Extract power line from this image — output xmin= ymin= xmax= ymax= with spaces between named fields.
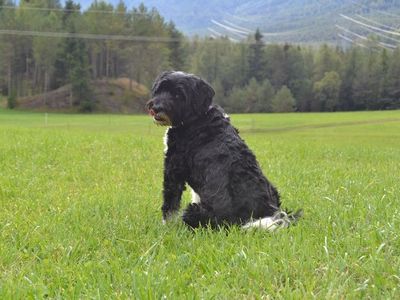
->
xmin=0 ymin=29 xmax=181 ymax=42
xmin=0 ymin=28 xmax=264 ymax=45
xmin=0 ymin=4 xmax=156 ymax=16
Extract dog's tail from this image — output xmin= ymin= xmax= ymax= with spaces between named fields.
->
xmin=242 ymin=209 xmax=303 ymax=231
xmin=283 ymin=208 xmax=303 ymax=224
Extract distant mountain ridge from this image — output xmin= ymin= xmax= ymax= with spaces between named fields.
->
xmin=129 ymin=0 xmax=400 ymax=43
xmin=79 ymin=0 xmax=400 ymax=44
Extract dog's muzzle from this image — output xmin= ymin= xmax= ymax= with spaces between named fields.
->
xmin=147 ymin=100 xmax=172 ymax=126
xmin=151 ymin=110 xmax=172 ymax=126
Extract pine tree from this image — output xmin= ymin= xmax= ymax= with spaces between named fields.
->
xmin=248 ymin=28 xmax=265 ymax=82
xmin=67 ymin=38 xmax=93 ymax=111
xmin=59 ymin=1 xmax=93 ymax=110
xmin=53 ymin=0 xmax=81 ymax=88
xmin=167 ymin=21 xmax=186 ymax=70
xmin=339 ymin=47 xmax=359 ymax=110
xmin=264 ymin=44 xmax=287 ymax=88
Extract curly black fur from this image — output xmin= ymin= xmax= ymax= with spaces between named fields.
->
xmin=147 ymin=71 xmax=300 ymax=229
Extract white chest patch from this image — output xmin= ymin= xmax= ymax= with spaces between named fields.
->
xmin=163 ymin=127 xmax=201 ymax=204
xmin=190 ymin=187 xmax=201 ymax=204
xmin=163 ymin=128 xmax=170 ymax=154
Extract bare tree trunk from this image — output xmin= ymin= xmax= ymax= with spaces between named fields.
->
xmin=106 ymin=43 xmax=110 ymax=78
xmin=33 ymin=63 xmax=40 ymax=91
xmin=25 ymin=55 xmax=29 ymax=78
xmin=113 ymin=54 xmax=116 ymax=78
xmin=69 ymin=86 xmax=73 ymax=107
xmin=99 ymin=47 xmax=104 ymax=78
xmin=7 ymin=61 xmax=12 ymax=97
xmin=16 ymin=74 xmax=21 ymax=97
xmin=25 ymin=55 xmax=32 ymax=96
xmin=136 ymin=47 xmax=143 ymax=84
xmin=91 ymin=49 xmax=97 ymax=79
xmin=44 ymin=70 xmax=49 ymax=106
xmin=129 ymin=63 xmax=133 ymax=91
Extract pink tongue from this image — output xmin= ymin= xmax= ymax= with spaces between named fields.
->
xmin=149 ymin=109 xmax=156 ymax=116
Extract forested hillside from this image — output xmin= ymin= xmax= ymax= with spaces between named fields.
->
xmin=0 ymin=0 xmax=399 ymax=113
xmin=128 ymin=0 xmax=400 ymax=43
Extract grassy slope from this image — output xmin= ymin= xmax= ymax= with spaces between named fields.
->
xmin=0 ymin=109 xmax=399 ymax=298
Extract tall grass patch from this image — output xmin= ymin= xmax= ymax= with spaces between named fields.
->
xmin=1 ymin=109 xmax=399 ymax=298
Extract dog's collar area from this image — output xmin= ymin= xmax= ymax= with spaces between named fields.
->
xmin=172 ymin=105 xmax=229 ymax=129
xmin=172 ymin=108 xmax=213 ymax=129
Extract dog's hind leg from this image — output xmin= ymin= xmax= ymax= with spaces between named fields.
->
xmin=242 ymin=210 xmax=303 ymax=231
xmin=182 ymin=203 xmax=221 ymax=229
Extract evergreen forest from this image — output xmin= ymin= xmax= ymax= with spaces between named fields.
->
xmin=1 ymin=0 xmax=399 ymax=113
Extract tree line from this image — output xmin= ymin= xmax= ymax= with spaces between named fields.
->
xmin=0 ymin=0 xmax=399 ymax=112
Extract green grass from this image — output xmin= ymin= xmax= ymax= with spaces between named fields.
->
xmin=1 ymin=108 xmax=399 ymax=299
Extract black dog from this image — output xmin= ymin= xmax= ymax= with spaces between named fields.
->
xmin=146 ymin=71 xmax=301 ymax=230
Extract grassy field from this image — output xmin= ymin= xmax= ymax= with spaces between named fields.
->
xmin=1 ymin=108 xmax=399 ymax=299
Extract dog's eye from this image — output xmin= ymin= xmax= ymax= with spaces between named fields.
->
xmin=174 ymin=91 xmax=183 ymax=100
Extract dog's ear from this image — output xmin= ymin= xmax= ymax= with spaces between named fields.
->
xmin=192 ymin=77 xmax=215 ymax=114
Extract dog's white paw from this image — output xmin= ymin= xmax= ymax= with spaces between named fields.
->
xmin=242 ymin=211 xmax=293 ymax=231
xmin=243 ymin=217 xmax=282 ymax=231
xmin=162 ymin=213 xmax=180 ymax=225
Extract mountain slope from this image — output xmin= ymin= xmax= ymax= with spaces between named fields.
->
xmin=125 ymin=0 xmax=400 ymax=43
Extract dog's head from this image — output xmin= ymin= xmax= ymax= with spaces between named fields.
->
xmin=146 ymin=71 xmax=215 ymax=126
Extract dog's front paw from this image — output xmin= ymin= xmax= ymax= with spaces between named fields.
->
xmin=162 ymin=210 xmax=179 ymax=224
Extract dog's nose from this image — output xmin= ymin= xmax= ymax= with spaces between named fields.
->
xmin=147 ymin=99 xmax=163 ymax=113
xmin=146 ymin=99 xmax=162 ymax=117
